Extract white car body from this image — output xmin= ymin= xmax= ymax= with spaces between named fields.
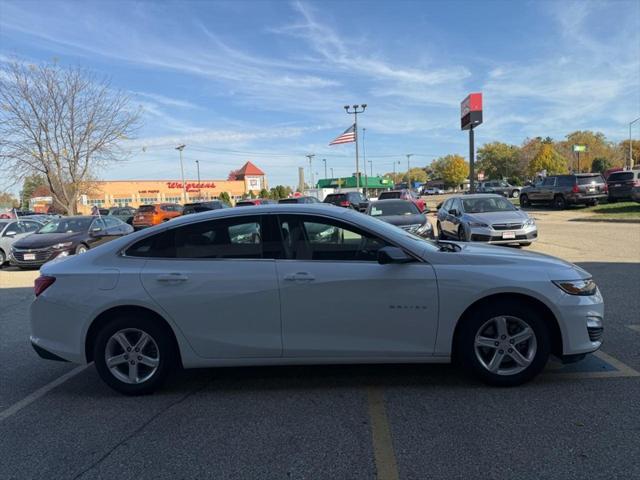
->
xmin=30 ymin=205 xmax=602 ymax=376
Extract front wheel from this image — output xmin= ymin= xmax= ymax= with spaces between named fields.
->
xmin=436 ymin=221 xmax=446 ymax=239
xmin=519 ymin=194 xmax=530 ymax=208
xmin=553 ymin=195 xmax=567 ymax=210
xmin=458 ymin=225 xmax=469 ymax=242
xmin=93 ymin=315 xmax=176 ymax=395
xmin=511 ymin=190 xmax=520 ymax=199
xmin=75 ymin=244 xmax=88 ymax=254
xmin=456 ymin=300 xmax=550 ymax=386
xmin=0 ymin=249 xmax=5 ymax=266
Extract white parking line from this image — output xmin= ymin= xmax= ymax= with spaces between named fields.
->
xmin=0 ymin=365 xmax=89 ymax=422
xmin=628 ymin=324 xmax=640 ymax=333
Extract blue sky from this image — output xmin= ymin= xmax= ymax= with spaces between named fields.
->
xmin=0 ymin=0 xmax=639 ymax=187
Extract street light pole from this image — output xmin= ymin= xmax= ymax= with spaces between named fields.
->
xmin=322 ymin=158 xmax=327 ymax=179
xmin=344 ymin=104 xmax=367 ymax=190
xmin=195 ymin=160 xmax=200 ymax=182
xmin=175 ymin=144 xmax=187 ymax=203
xmin=630 ymin=117 xmax=640 ymax=169
xmin=306 ymin=153 xmax=315 ymax=188
xmin=369 ymin=160 xmax=373 ymax=177
xmin=406 ymin=153 xmax=413 ymax=188
xmin=330 ymin=167 xmax=334 ymax=178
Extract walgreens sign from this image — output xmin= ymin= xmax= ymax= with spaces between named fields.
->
xmin=166 ymin=182 xmax=216 ymax=192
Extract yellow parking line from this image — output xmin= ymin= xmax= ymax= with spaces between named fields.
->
xmin=545 ymin=350 xmax=640 ymax=380
xmin=367 ymin=387 xmax=400 ymax=480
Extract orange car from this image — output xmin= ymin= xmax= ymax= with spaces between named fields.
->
xmin=132 ymin=203 xmax=182 ymax=230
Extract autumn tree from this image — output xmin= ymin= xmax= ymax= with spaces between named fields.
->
xmin=476 ymin=142 xmax=522 ymax=181
xmin=227 ymin=169 xmax=241 ymax=181
xmin=0 ymin=192 xmax=20 ymax=209
xmin=402 ymin=167 xmax=427 ymax=184
xmin=0 ymin=61 xmax=141 ymax=214
xmin=555 ymin=131 xmax=620 ymax=173
xmin=619 ymin=139 xmax=640 ymax=168
xmin=19 ymin=173 xmax=47 ymax=209
xmin=528 ymin=143 xmax=568 ymax=177
xmin=432 ymin=155 xmax=469 ymax=188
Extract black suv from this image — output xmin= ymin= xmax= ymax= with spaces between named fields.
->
xmin=182 ymin=201 xmax=230 ymax=215
xmin=323 ymin=192 xmax=369 ymax=211
xmin=607 ymin=170 xmax=640 ymax=202
xmin=520 ymin=173 xmax=607 ymax=209
xmin=476 ymin=180 xmax=522 ymax=198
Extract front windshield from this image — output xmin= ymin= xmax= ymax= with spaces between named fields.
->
xmin=369 ymin=201 xmax=419 ymax=216
xmin=462 ymin=197 xmax=516 ymax=214
xmin=37 ymin=217 xmax=93 ymax=234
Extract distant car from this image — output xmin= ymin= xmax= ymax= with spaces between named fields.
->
xmin=437 ymin=194 xmax=537 ymax=246
xmin=632 ymin=185 xmax=640 ymax=203
xmin=278 ymin=196 xmax=321 ymax=204
xmin=477 ymin=180 xmax=522 ymax=198
xmin=235 ymin=199 xmax=277 ymax=207
xmin=0 ymin=209 xmax=36 ymax=219
xmin=607 ymin=170 xmax=640 ymax=202
xmin=182 ymin=201 xmax=230 ymax=215
xmin=323 ymin=192 xmax=369 ymax=212
xmin=519 ymin=173 xmax=607 ymax=209
xmin=422 ymin=187 xmax=445 ymax=195
xmin=0 ymin=218 xmax=43 ymax=266
xmin=133 ymin=204 xmax=182 ymax=230
xmin=10 ymin=215 xmax=133 ymax=268
xmin=108 ymin=207 xmax=136 ymax=225
xmin=378 ymin=189 xmax=427 ymax=212
xmin=366 ymin=199 xmax=433 ymax=239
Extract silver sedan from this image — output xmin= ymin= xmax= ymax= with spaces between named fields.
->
xmin=437 ymin=194 xmax=537 ymax=246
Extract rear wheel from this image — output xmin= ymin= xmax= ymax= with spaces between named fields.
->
xmin=458 ymin=225 xmax=469 ymax=242
xmin=93 ymin=315 xmax=176 ymax=395
xmin=587 ymin=199 xmax=599 ymax=207
xmin=456 ymin=300 xmax=550 ymax=386
xmin=519 ymin=194 xmax=530 ymax=208
xmin=511 ymin=190 xmax=520 ymax=199
xmin=0 ymin=249 xmax=5 ymax=266
xmin=75 ymin=244 xmax=88 ymax=254
xmin=553 ymin=195 xmax=567 ymax=210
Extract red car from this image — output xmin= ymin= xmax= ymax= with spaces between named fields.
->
xmin=235 ymin=198 xmax=277 ymax=207
xmin=378 ymin=189 xmax=427 ymax=212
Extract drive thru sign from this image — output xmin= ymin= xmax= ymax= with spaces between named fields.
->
xmin=461 ymin=93 xmax=483 ymax=130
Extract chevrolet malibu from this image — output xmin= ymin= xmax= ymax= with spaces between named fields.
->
xmin=30 ymin=205 xmax=603 ymax=395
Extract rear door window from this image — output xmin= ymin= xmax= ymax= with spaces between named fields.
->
xmin=542 ymin=177 xmax=557 ymax=186
xmin=557 ymin=176 xmax=574 ymax=187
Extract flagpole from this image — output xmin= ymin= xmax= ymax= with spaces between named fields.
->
xmin=344 ymin=105 xmax=367 ymax=191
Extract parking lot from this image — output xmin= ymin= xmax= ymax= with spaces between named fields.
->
xmin=1 ymin=210 xmax=639 ymax=480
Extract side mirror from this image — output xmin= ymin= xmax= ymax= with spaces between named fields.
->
xmin=91 ymin=227 xmax=103 ymax=236
xmin=436 ymin=202 xmax=443 ymax=210
xmin=448 ymin=208 xmax=459 ymax=216
xmin=5 ymin=230 xmax=17 ymax=237
xmin=377 ymin=246 xmax=414 ymax=265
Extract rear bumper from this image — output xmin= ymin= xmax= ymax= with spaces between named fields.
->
xmin=31 ymin=339 xmax=70 ymax=362
xmin=566 ymin=193 xmax=607 ymax=204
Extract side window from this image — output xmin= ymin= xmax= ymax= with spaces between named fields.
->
xmin=92 ymin=218 xmax=107 ymax=231
xmin=557 ymin=176 xmax=573 ymax=187
xmin=442 ymin=199 xmax=452 ymax=211
xmin=5 ymin=222 xmax=22 ymax=235
xmin=542 ymin=177 xmax=556 ymax=186
xmin=452 ymin=198 xmax=461 ymax=212
xmin=104 ymin=217 xmax=120 ymax=229
xmin=279 ymin=215 xmax=388 ymax=262
xmin=23 ymin=221 xmax=41 ymax=233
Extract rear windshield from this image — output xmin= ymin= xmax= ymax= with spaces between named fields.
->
xmin=278 ymin=198 xmax=301 ymax=204
xmin=324 ymin=194 xmax=346 ymax=202
xmin=369 ymin=201 xmax=419 ymax=216
xmin=608 ymin=172 xmax=634 ymax=182
xmin=138 ymin=205 xmax=155 ymax=212
xmin=577 ymin=175 xmax=603 ymax=185
xmin=236 ymin=201 xmax=255 ymax=207
xmin=378 ymin=192 xmax=402 ymax=199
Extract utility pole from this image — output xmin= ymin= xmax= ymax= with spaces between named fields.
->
xmin=306 ymin=153 xmax=315 ymax=188
xmin=322 ymin=158 xmax=327 ymax=179
xmin=630 ymin=117 xmax=640 ymax=169
xmin=195 ymin=160 xmax=200 ymax=182
xmin=369 ymin=160 xmax=373 ymax=177
xmin=175 ymin=144 xmax=187 ymax=203
xmin=330 ymin=167 xmax=334 ymax=179
xmin=362 ymin=128 xmax=367 ymax=195
xmin=406 ymin=153 xmax=414 ymax=188
xmin=344 ymin=104 xmax=367 ymax=190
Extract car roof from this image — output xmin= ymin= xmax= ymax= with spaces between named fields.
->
xmin=446 ymin=194 xmax=504 ymax=200
xmin=369 ymin=199 xmax=414 ymax=204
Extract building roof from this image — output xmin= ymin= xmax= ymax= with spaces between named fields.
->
xmin=237 ymin=161 xmax=265 ymax=177
xmin=317 ymin=176 xmax=393 ymax=189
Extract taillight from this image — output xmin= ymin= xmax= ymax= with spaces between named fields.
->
xmin=572 ymin=184 xmax=579 ymax=193
xmin=634 ymin=180 xmax=640 ymax=187
xmin=603 ymin=183 xmax=609 ymax=193
xmin=34 ymin=276 xmax=56 ymax=297
xmin=340 ymin=201 xmax=350 ymax=206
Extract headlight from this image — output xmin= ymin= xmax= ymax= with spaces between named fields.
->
xmin=552 ymin=279 xmax=598 ymax=296
xmin=51 ymin=242 xmax=72 ymax=249
xmin=524 ymin=218 xmax=536 ymax=227
xmin=417 ymin=222 xmax=432 ymax=233
xmin=468 ymin=222 xmax=488 ymax=228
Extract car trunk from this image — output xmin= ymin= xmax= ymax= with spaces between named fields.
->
xmin=134 ymin=206 xmax=156 ymax=225
xmin=576 ymin=175 xmax=606 ymax=196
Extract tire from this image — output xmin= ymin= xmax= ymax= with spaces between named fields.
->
xmin=553 ymin=195 xmax=567 ymax=210
xmin=75 ymin=244 xmax=88 ymax=255
xmin=519 ymin=242 xmax=532 ymax=247
xmin=456 ymin=299 xmax=550 ymax=386
xmin=458 ymin=225 xmax=469 ymax=242
xmin=519 ymin=194 xmax=530 ymax=208
xmin=511 ymin=190 xmax=520 ymax=199
xmin=436 ymin=221 xmax=446 ymax=239
xmin=588 ymin=199 xmax=599 ymax=207
xmin=0 ymin=249 xmax=5 ymax=266
xmin=93 ymin=315 xmax=176 ymax=395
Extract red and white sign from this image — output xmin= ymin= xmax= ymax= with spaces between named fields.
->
xmin=461 ymin=93 xmax=483 ymax=118
xmin=166 ymin=182 xmax=216 ymax=192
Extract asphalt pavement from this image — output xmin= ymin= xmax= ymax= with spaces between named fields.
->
xmin=1 ymin=213 xmax=639 ymax=480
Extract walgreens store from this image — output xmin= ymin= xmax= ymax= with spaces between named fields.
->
xmin=77 ymin=162 xmax=267 ymax=214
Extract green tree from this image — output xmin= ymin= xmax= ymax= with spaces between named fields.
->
xmin=476 ymin=142 xmax=522 ymax=180
xmin=528 ymin=143 xmax=568 ymax=177
xmin=402 ymin=167 xmax=427 ymax=184
xmin=20 ymin=174 xmax=47 ymax=209
xmin=269 ymin=185 xmax=293 ymax=199
xmin=432 ymin=155 xmax=469 ymax=188
xmin=259 ymin=188 xmax=269 ymax=199
xmin=218 ymin=191 xmax=231 ymax=205
xmin=591 ymin=157 xmax=612 ymax=174
xmin=249 ymin=190 xmax=256 ymax=199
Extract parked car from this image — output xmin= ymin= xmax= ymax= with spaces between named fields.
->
xmin=30 ymin=204 xmax=603 ymax=395
xmin=235 ymin=199 xmax=277 ymax=207
xmin=366 ymin=199 xmax=433 ymax=239
xmin=0 ymin=209 xmax=36 ymax=219
xmin=378 ymin=189 xmax=427 ymax=212
xmin=278 ymin=196 xmax=321 ymax=204
xmin=132 ymin=204 xmax=182 ymax=230
xmin=323 ymin=192 xmax=369 ymax=211
xmin=0 ymin=218 xmax=43 ymax=266
xmin=11 ymin=215 xmax=133 ymax=269
xmin=422 ymin=187 xmax=445 ymax=195
xmin=606 ymin=169 xmax=640 ymax=202
xmin=108 ymin=206 xmax=136 ymax=225
xmin=477 ymin=180 xmax=522 ymax=198
xmin=519 ymin=173 xmax=607 ymax=209
xmin=632 ymin=185 xmax=640 ymax=203
xmin=437 ymin=194 xmax=537 ymax=246
xmin=182 ymin=201 xmax=230 ymax=215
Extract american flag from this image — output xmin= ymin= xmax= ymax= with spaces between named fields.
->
xmin=329 ymin=124 xmax=356 ymax=145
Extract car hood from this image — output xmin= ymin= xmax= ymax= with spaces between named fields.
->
xmin=375 ymin=214 xmax=427 ymax=226
xmin=464 ymin=210 xmax=529 ymax=224
xmin=12 ymin=232 xmax=84 ymax=249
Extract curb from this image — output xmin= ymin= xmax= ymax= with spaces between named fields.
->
xmin=569 ymin=217 xmax=640 ymax=224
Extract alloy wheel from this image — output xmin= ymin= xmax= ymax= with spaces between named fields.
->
xmin=76 ymin=245 xmax=88 ymax=254
xmin=474 ymin=316 xmax=537 ymax=376
xmin=105 ymin=328 xmax=160 ymax=384
xmin=511 ymin=190 xmax=520 ymax=198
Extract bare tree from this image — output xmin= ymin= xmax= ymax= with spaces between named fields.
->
xmin=0 ymin=61 xmax=140 ymax=214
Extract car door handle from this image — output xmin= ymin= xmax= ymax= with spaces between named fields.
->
xmin=156 ymin=273 xmax=189 ymax=283
xmin=283 ymin=272 xmax=315 ymax=282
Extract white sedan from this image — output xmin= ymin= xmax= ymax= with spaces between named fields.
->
xmin=30 ymin=205 xmax=603 ymax=395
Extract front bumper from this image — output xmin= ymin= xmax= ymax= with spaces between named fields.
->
xmin=553 ymin=288 xmax=604 ymax=355
xmin=10 ymin=248 xmax=72 ymax=268
xmin=469 ymin=225 xmax=538 ymax=244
